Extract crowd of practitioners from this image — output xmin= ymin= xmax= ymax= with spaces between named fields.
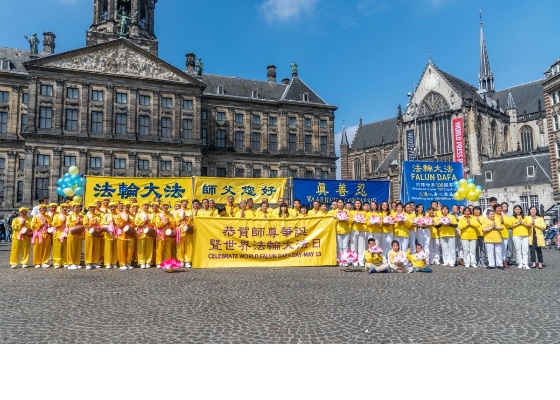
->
xmin=7 ymin=195 xmax=547 ymax=271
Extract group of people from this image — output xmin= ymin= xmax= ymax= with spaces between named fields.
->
xmin=6 ymin=194 xmax=547 ymax=272
xmin=332 ymin=196 xmax=547 ymax=272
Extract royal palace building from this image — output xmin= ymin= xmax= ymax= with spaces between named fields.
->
xmin=341 ymin=17 xmax=555 ymax=215
xmin=0 ymin=0 xmax=338 ymax=211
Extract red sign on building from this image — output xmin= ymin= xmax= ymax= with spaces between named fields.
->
xmin=452 ymin=117 xmax=465 ymax=166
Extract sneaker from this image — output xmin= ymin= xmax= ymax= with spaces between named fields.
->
xmin=35 ymin=265 xmax=41 ymax=269
xmin=105 ymin=265 xmax=112 ymax=269
xmin=127 ymin=265 xmax=133 ymax=270
xmin=54 ymin=265 xmax=60 ymax=269
xmin=156 ymin=264 xmax=161 ymax=269
xmin=145 ymin=264 xmax=151 ymax=269
xmin=42 ymin=264 xmax=50 ymax=268
xmin=86 ymin=264 xmax=92 ymax=270
xmin=63 ymin=265 xmax=69 ymax=269
xmin=94 ymin=264 xmax=101 ymax=269
xmin=517 ymin=265 xmax=523 ymax=269
xmin=77 ymin=265 xmax=83 ymax=269
xmin=68 ymin=265 xmax=78 ymax=270
xmin=523 ymin=264 xmax=531 ymax=270
xmin=472 ymin=264 xmax=478 ymax=268
xmin=185 ymin=262 xmax=192 ymax=269
xmin=119 ymin=266 xmax=128 ymax=270
xmin=10 ymin=265 xmax=18 ymax=269
xmin=464 ymin=264 xmax=470 ymax=268
xmin=180 ymin=262 xmax=185 ymax=268
xmin=140 ymin=264 xmax=146 ymax=269
xmin=368 ymin=268 xmax=377 ymax=274
xmin=21 ymin=264 xmax=29 ymax=268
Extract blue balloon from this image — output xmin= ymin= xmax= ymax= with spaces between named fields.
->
xmin=79 ymin=177 xmax=87 ymax=186
xmin=467 ymin=178 xmax=475 ymax=184
xmin=56 ymin=187 xmax=64 ymax=196
xmin=71 ymin=175 xmax=81 ymax=185
xmin=452 ymin=181 xmax=459 ymax=189
xmin=64 ymin=172 xmax=71 ymax=179
xmin=57 ymin=178 xmax=64 ymax=187
xmin=476 ymin=185 xmax=483 ymax=191
xmin=74 ymin=187 xmax=84 ymax=196
xmin=63 ymin=177 xmax=73 ymax=187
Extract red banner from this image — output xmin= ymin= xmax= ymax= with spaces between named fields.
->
xmin=452 ymin=117 xmax=465 ymax=166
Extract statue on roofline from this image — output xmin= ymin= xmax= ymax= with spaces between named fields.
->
xmin=24 ymin=33 xmax=39 ymax=56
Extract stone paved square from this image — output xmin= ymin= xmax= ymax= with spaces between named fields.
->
xmin=1 ymin=241 xmax=559 ymax=344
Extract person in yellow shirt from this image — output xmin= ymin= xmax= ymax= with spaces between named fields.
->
xmin=175 ymin=200 xmax=194 ymax=268
xmin=299 ymin=205 xmax=308 ymax=217
xmin=101 ymin=202 xmax=120 ymax=269
xmin=528 ymin=206 xmax=546 ymax=269
xmin=364 ymin=238 xmax=389 ymax=273
xmin=457 ymin=207 xmax=481 ymax=268
xmin=436 ymin=205 xmax=458 ymax=267
xmin=308 ymin=201 xmax=322 ymax=216
xmin=274 ymin=203 xmax=292 ymax=219
xmin=482 ymin=209 xmax=505 ymax=269
xmin=66 ymin=202 xmax=85 ymax=269
xmin=393 ymin=203 xmax=412 ymax=253
xmin=368 ymin=202 xmax=382 ymax=245
xmin=52 ymin=203 xmax=69 ymax=269
xmin=154 ymin=201 xmax=176 ymax=268
xmin=234 ymin=200 xmax=255 ymax=219
xmin=510 ymin=205 xmax=532 ymax=269
xmin=407 ymin=243 xmax=432 ymax=272
xmin=378 ymin=201 xmax=393 ymax=261
xmin=289 ymin=199 xmax=301 ymax=218
xmin=115 ymin=201 xmax=135 ymax=270
xmin=225 ymin=195 xmax=239 ymax=217
xmin=425 ymin=207 xmax=440 ymax=265
xmin=135 ymin=201 xmax=155 ymax=268
xmin=405 ymin=202 xmax=417 ymax=253
xmin=430 ymin=201 xmax=443 ymax=217
xmin=349 ymin=200 xmax=368 ymax=266
xmin=362 ymin=203 xmax=373 ymax=239
xmin=83 ymin=203 xmax=102 ymax=269
xmin=331 ymin=199 xmax=351 ymax=257
xmin=31 ymin=204 xmax=52 ymax=268
xmin=255 ymin=202 xmax=273 ymax=219
xmin=494 ymin=204 xmax=512 ymax=268
xmin=9 ymin=207 xmax=32 ymax=268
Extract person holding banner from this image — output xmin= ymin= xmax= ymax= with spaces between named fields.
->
xmin=101 ymin=202 xmax=120 ymax=269
xmin=226 ymin=196 xmax=239 ymax=218
xmin=52 ymin=203 xmax=69 ymax=269
xmin=275 ymin=203 xmax=292 ymax=219
xmin=256 ymin=202 xmax=272 ymax=219
xmin=84 ymin=203 xmax=102 ymax=269
xmin=154 ymin=202 xmax=176 ymax=268
xmin=349 ymin=200 xmax=368 ymax=266
xmin=234 ymin=200 xmax=255 ymax=219
xmin=289 ymin=199 xmax=301 ymax=218
xmin=31 ymin=204 xmax=52 ymax=269
xmin=9 ymin=207 xmax=32 ymax=269
xmin=309 ymin=201 xmax=322 ymax=216
xmin=437 ymin=205 xmax=458 ymax=267
xmin=135 ymin=201 xmax=155 ymax=268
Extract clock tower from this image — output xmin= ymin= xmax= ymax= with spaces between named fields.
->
xmin=86 ymin=0 xmax=159 ymax=55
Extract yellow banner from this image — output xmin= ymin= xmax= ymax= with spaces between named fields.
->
xmin=193 ymin=177 xmax=286 ymax=204
xmin=192 ymin=216 xmax=337 ymax=268
xmin=84 ymin=176 xmax=193 ymax=205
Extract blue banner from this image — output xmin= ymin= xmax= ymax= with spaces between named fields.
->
xmin=400 ymin=161 xmax=465 ymax=208
xmin=293 ymin=179 xmax=391 ymax=207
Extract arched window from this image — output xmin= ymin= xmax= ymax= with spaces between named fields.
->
xmin=354 ymin=159 xmax=362 ymax=180
xmin=520 ymin=125 xmax=533 ymax=153
xmin=503 ymin=125 xmax=509 ymax=153
xmin=371 ymin=156 xmax=379 ymax=173
xmin=477 ymin=115 xmax=483 ymax=155
xmin=490 ymin=120 xmax=497 ymax=156
xmin=416 ymin=92 xmax=451 ymax=159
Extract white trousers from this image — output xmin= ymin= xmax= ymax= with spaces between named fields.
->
xmin=455 ymin=232 xmax=463 ymax=258
xmin=394 ymin=236 xmax=408 ymax=253
xmin=415 ymin=228 xmax=431 ymax=251
xmin=380 ymin=233 xmax=393 ymax=261
xmin=350 ymin=230 xmax=367 ymax=264
xmin=512 ymin=236 xmax=529 ymax=267
xmin=440 ymin=237 xmax=456 ymax=266
xmin=486 ymin=242 xmax=502 ymax=267
xmin=408 ymin=230 xmax=416 ymax=253
xmin=461 ymin=239 xmax=477 ymax=266
xmin=502 ymin=238 xmax=508 ymax=263
xmin=336 ymin=234 xmax=350 ymax=255
xmin=429 ymin=237 xmax=440 ymax=264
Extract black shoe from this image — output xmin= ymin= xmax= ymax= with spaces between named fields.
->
xmin=497 ymin=266 xmax=504 ymax=270
xmin=486 ymin=266 xmax=495 ymax=269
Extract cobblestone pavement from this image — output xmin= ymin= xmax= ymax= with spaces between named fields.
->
xmin=1 ymin=241 xmax=559 ymax=343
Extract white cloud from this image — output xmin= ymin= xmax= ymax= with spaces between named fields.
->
xmin=334 ymin=125 xmax=359 ymax=179
xmin=259 ymin=0 xmax=318 ymax=23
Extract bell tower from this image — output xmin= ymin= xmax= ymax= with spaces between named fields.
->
xmin=87 ymin=0 xmax=159 ymax=55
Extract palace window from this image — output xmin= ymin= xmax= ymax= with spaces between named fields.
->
xmin=288 ymin=133 xmax=297 ymax=152
xmin=520 ymin=125 xmax=533 ymax=153
xmin=251 ymin=90 xmax=258 ymax=99
xmin=65 ymin=109 xmax=78 ymax=131
xmin=18 ymin=159 xmax=24 ymax=170
xmin=216 ymin=129 xmax=226 ymax=148
xmin=485 ymin=171 xmax=493 ymax=181
xmin=320 ymin=136 xmax=327 ymax=153
xmin=139 ymin=95 xmax=150 ymax=106
xmin=21 ymin=114 xmax=27 ymax=132
xmin=270 ymin=170 xmax=278 ymax=178
xmin=138 ymin=115 xmax=150 ymax=135
xmin=39 ymin=107 xmax=52 ymax=129
xmin=182 ymin=99 xmax=193 ymax=110
xmin=527 ymin=166 xmax=535 ymax=177
xmin=354 ymin=159 xmax=362 ymax=180
xmin=320 ymin=170 xmax=328 ymax=180
xmin=305 ymin=170 xmax=314 ymax=179
xmin=252 ymin=115 xmax=261 ymax=125
xmin=553 ymin=114 xmax=559 ymax=131
xmin=92 ymin=90 xmax=104 ymax=101
xmin=138 ymin=159 xmax=149 ymax=170
xmin=66 ymin=87 xmax=79 ymax=99
xmin=217 ymin=167 xmax=227 ymax=177
xmin=116 ymin=93 xmax=127 ymax=104
xmin=40 ymin=85 xmax=53 ymax=96
xmin=161 ymin=97 xmax=172 ymax=108
xmin=304 ymin=135 xmax=312 ymax=152
xmin=288 ymin=116 xmax=296 ymax=127
xmin=89 ymin=157 xmax=101 ymax=168
xmin=269 ymin=116 xmax=277 ymax=126
xmin=16 ymin=181 xmax=23 ymax=202
xmin=0 ymin=112 xmax=7 ymax=133
xmin=36 ymin=154 xmax=50 ymax=166
xmin=114 ymin=158 xmax=126 ymax=169
xmin=160 ymin=160 xmax=171 ymax=171
xmin=251 ymin=132 xmax=261 ymax=151
xmin=253 ymin=169 xmax=261 ymax=178
xmin=216 ymin=112 xmax=225 ymax=122
xmin=0 ymin=158 xmax=4 ymax=169
xmin=235 ymin=168 xmax=244 ymax=177
xmin=320 ymin=119 xmax=327 ymax=129
xmin=269 ymin=133 xmax=277 ymax=151
xmin=182 ymin=161 xmax=192 ymax=173
xmin=115 ymin=113 xmax=127 ymax=134
xmin=235 ymin=131 xmax=244 ymax=149
xmin=519 ymin=195 xmax=539 ymax=214
xmin=161 ymin=117 xmax=172 ymax=137
xmin=181 ymin=119 xmax=193 ymax=139
xmin=91 ymin=112 xmax=103 ymax=133
xmin=235 ymin=113 xmax=244 ymax=123
xmin=202 ymin=110 xmax=207 ymax=120
xmin=201 ymin=128 xmax=207 ymax=145
xmin=22 ymin=93 xmax=28 ymax=104
xmin=64 ymin=156 xmax=76 ymax=167
xmin=35 ymin=178 xmax=49 ymax=200
xmin=289 ymin=169 xmax=297 ymax=178
xmin=304 ymin=117 xmax=312 ymax=128
xmin=0 ymin=91 xmax=8 ymax=101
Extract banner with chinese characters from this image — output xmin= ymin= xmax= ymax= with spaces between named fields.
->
xmin=192 ymin=216 xmax=337 ymax=268
xmin=292 ymin=179 xmax=391 ymax=208
xmin=452 ymin=117 xmax=466 ymax=167
xmin=193 ymin=177 xmax=286 ymax=204
xmin=84 ymin=176 xmax=193 ymax=205
xmin=400 ymin=161 xmax=465 ymax=208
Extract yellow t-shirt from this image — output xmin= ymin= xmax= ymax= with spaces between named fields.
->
xmin=406 ymin=249 xmax=426 ymax=268
xmin=393 ymin=213 xmax=412 ymax=238
xmin=364 ymin=251 xmax=383 ymax=264
xmin=438 ymin=214 xmax=457 ymax=238
xmin=234 ymin=209 xmax=255 ymax=219
xmin=482 ymin=217 xmax=504 ymax=243
xmin=511 ymin=216 xmax=531 ymax=237
xmin=457 ymin=216 xmax=481 ymax=240
xmin=349 ymin=210 xmax=368 ymax=232
xmin=494 ymin=214 xmax=511 ymax=239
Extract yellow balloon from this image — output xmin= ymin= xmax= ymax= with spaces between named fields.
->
xmin=467 ymin=191 xmax=478 ymax=201
xmin=457 ymin=187 xmax=467 ymax=197
xmin=73 ymin=195 xmax=83 ymax=203
xmin=68 ymin=166 xmax=79 ymax=176
xmin=63 ymin=187 xmax=74 ymax=197
xmin=453 ymin=192 xmax=461 ymax=201
xmin=466 ymin=183 xmax=476 ymax=192
xmin=458 ymin=179 xmax=468 ymax=187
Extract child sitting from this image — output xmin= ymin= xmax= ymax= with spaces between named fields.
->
xmin=407 ymin=243 xmax=432 ymax=272
xmin=387 ymin=240 xmax=413 ymax=273
xmin=363 ymin=237 xmax=389 ymax=273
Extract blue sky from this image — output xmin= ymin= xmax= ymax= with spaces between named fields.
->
xmin=2 ymin=0 xmax=559 ymax=174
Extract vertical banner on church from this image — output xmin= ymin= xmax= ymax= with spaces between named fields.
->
xmin=452 ymin=117 xmax=465 ymax=166
xmin=406 ymin=129 xmax=416 ymax=161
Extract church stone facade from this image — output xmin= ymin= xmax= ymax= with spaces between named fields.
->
xmin=0 ymin=0 xmax=337 ymax=210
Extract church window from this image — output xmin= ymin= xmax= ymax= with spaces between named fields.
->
xmin=489 ymin=121 xmax=497 ymax=156
xmin=354 ymin=159 xmax=362 ymax=180
xmin=416 ymin=92 xmax=451 ymax=159
xmin=520 ymin=125 xmax=533 ymax=153
xmin=371 ymin=156 xmax=379 ymax=173
xmin=503 ymin=126 xmax=509 ymax=153
xmin=553 ymin=114 xmax=559 ymax=131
